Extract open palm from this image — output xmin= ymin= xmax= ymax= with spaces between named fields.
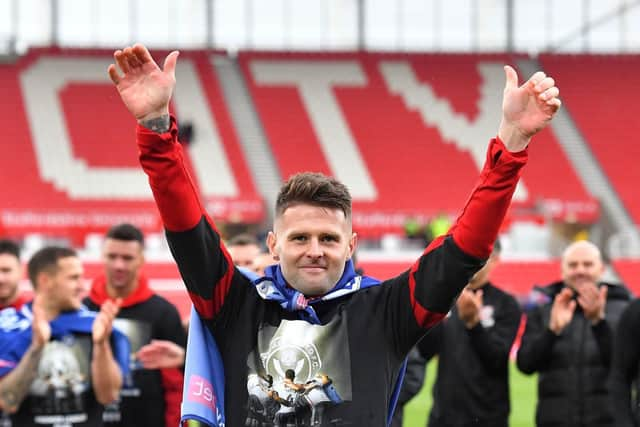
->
xmin=108 ymin=44 xmax=179 ymax=121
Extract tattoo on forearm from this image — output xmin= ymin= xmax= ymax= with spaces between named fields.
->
xmin=0 ymin=346 xmax=43 ymax=411
xmin=140 ymin=115 xmax=170 ymax=133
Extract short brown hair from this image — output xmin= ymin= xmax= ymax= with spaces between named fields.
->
xmin=27 ymin=246 xmax=77 ymax=288
xmin=227 ymin=233 xmax=259 ymax=247
xmin=106 ymin=223 xmax=144 ymax=245
xmin=276 ymin=172 xmax=352 ymax=219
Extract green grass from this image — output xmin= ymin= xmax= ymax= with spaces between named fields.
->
xmin=402 ymin=360 xmax=537 ymax=427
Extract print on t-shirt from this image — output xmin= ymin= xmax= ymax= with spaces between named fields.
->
xmin=101 ymin=318 xmax=152 ymax=423
xmin=23 ymin=334 xmax=95 ymax=426
xmin=245 ymin=314 xmax=351 ymax=426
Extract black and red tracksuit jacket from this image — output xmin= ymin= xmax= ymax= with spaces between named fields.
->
xmin=137 ymin=117 xmax=527 ymax=427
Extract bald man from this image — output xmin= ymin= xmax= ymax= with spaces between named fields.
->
xmin=517 ymin=241 xmax=631 ymax=427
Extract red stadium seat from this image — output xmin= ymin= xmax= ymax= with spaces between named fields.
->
xmin=540 ymin=54 xmax=640 ymax=224
xmin=612 ymin=259 xmax=640 ymax=296
xmin=239 ymin=52 xmax=596 ymax=237
xmin=0 ymin=49 xmax=262 ymax=243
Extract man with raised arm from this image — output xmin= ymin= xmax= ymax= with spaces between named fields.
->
xmin=109 ymin=44 xmax=560 ymax=426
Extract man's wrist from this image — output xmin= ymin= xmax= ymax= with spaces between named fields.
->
xmin=548 ymin=323 xmax=563 ymax=336
xmin=92 ymin=334 xmax=110 ymax=346
xmin=463 ymin=317 xmax=480 ymax=329
xmin=590 ymin=314 xmax=605 ymax=326
xmin=139 ymin=114 xmax=170 ymax=133
xmin=498 ymin=120 xmax=530 ymax=152
xmin=28 ymin=341 xmax=46 ymax=353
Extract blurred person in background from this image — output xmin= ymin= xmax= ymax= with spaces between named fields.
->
xmin=609 ymin=297 xmax=640 ymax=427
xmin=109 ymin=43 xmax=561 ymax=425
xmin=417 ymin=239 xmax=521 ymax=427
xmin=0 ymin=246 xmax=126 ymax=427
xmin=83 ymin=223 xmax=187 ymax=427
xmin=250 ymin=252 xmax=276 ymax=276
xmin=227 ymin=233 xmax=262 ymax=270
xmin=0 ymin=239 xmax=27 ymax=311
xmin=517 ymin=240 xmax=631 ymax=427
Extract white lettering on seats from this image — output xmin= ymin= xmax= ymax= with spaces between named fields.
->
xmin=20 ymin=57 xmax=153 ymax=199
xmin=250 ymin=60 xmax=377 ymax=200
xmin=379 ymin=61 xmax=528 ymax=201
xmin=19 ymin=57 xmax=238 ymax=199
xmin=174 ymin=60 xmax=238 ymax=197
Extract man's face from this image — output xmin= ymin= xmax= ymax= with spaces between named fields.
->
xmin=102 ymin=238 xmax=144 ymax=291
xmin=561 ymin=242 xmax=604 ymax=291
xmin=251 ymin=253 xmax=276 ymax=275
xmin=0 ymin=253 xmax=22 ymax=305
xmin=228 ymin=244 xmax=261 ymax=268
xmin=47 ymin=256 xmax=85 ymax=311
xmin=267 ymin=204 xmax=356 ymax=297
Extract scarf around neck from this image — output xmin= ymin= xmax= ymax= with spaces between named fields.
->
xmin=254 ymin=259 xmax=380 ymax=324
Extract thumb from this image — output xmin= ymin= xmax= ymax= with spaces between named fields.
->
xmin=503 ymin=65 xmax=518 ymax=91
xmin=163 ymin=51 xmax=180 ymax=78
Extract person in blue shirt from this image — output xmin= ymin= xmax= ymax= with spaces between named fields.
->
xmin=0 ymin=246 xmax=126 ymax=427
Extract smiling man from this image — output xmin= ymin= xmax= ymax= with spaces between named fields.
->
xmin=108 ymin=43 xmax=561 ymax=426
xmin=517 ymin=240 xmax=632 ymax=427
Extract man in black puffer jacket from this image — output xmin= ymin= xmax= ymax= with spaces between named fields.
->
xmin=517 ymin=240 xmax=631 ymax=427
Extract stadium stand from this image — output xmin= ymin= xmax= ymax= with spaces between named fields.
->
xmin=612 ymin=259 xmax=640 ymax=296
xmin=539 ymin=54 xmax=640 ymax=224
xmin=239 ymin=52 xmax=597 ymax=237
xmin=0 ymin=49 xmax=262 ymax=244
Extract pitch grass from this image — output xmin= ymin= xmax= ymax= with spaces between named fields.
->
xmin=402 ymin=360 xmax=537 ymax=427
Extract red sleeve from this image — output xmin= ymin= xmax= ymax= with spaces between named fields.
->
xmin=137 ymin=117 xmax=235 ymax=320
xmin=136 ymin=117 xmax=203 ymax=232
xmin=407 ymin=137 xmax=527 ymax=328
xmin=449 ymin=136 xmax=527 ymax=259
xmin=161 ymin=368 xmax=184 ymax=427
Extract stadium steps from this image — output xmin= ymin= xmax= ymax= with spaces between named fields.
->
xmin=517 ymin=58 xmax=634 ymax=236
xmin=214 ymin=55 xmax=282 ymax=218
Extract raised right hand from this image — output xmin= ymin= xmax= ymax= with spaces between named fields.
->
xmin=31 ymin=296 xmax=51 ymax=349
xmin=549 ymin=287 xmax=576 ymax=335
xmin=108 ymin=44 xmax=179 ymax=122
